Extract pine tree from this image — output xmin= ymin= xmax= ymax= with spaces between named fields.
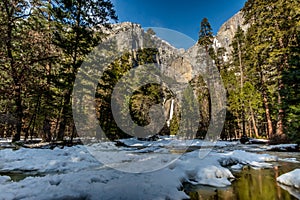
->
xmin=198 ymin=17 xmax=214 ymax=124
xmin=50 ymin=0 xmax=117 ymax=140
xmin=198 ymin=18 xmax=213 ymax=51
xmin=243 ymin=0 xmax=300 ymax=142
xmin=231 ymin=26 xmax=247 ymax=137
xmin=0 ymin=0 xmax=56 ymax=141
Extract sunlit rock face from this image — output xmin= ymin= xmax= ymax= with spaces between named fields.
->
xmin=102 ymin=22 xmax=207 ymax=83
xmin=101 ymin=22 xmax=205 ymax=114
xmin=101 ymin=10 xmax=248 ymax=83
xmin=98 ymin=11 xmax=246 ymax=134
xmin=215 ymin=11 xmax=250 ymax=54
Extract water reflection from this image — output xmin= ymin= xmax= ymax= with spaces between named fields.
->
xmin=0 ymin=172 xmax=45 ymax=182
xmin=185 ymin=164 xmax=300 ymax=200
xmin=232 ymin=168 xmax=296 ymax=200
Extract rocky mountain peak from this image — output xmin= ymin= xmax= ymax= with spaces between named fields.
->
xmin=215 ymin=11 xmax=249 ymax=54
xmin=100 ymin=10 xmax=249 ymax=86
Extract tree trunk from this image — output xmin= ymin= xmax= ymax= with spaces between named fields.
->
xmin=57 ymin=90 xmax=72 ymax=140
xmin=248 ymin=120 xmax=252 ymax=138
xmin=274 ymin=20 xmax=287 ymax=137
xmin=4 ymin=3 xmax=22 ymax=142
xmin=70 ymin=123 xmax=76 ymax=144
xmin=250 ymin=104 xmax=259 ymax=138
xmin=261 ymin=72 xmax=273 ymax=138
xmin=241 ymin=109 xmax=246 ymax=136
xmin=43 ymin=117 xmax=51 ymax=142
xmin=57 ymin=1 xmax=81 ymax=141
xmin=238 ymin=39 xmax=246 ymax=137
xmin=234 ymin=128 xmax=238 ymax=140
xmin=276 ymin=84 xmax=284 ymax=136
xmin=13 ymin=84 xmax=23 ymax=142
xmin=27 ymin=95 xmax=41 ymax=141
xmin=262 ymin=91 xmax=273 ymax=138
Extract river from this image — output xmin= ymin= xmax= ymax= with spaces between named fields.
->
xmin=184 ymin=151 xmax=300 ymax=200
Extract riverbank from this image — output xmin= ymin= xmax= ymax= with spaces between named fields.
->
xmin=0 ymin=137 xmax=299 ymax=199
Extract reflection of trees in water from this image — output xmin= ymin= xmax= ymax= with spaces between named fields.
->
xmin=186 ymin=164 xmax=299 ymax=200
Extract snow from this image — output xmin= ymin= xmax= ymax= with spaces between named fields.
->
xmin=0 ymin=145 xmax=100 ymax=173
xmin=117 ymin=137 xmax=239 ymax=148
xmin=0 ymin=138 xmax=14 ymax=149
xmin=218 ymin=150 xmax=277 ymax=168
xmin=279 ymin=157 xmax=300 ymax=163
xmin=0 ymin=138 xmax=294 ymax=200
xmin=0 ymin=169 xmax=189 ymax=200
xmin=231 ymin=163 xmax=244 ymax=170
xmin=86 ymin=138 xmax=240 ymax=173
xmin=174 ymin=150 xmax=235 ymax=187
xmin=248 ymin=138 xmax=269 ymax=144
xmin=267 ymin=144 xmax=299 ymax=151
xmin=277 ymin=169 xmax=300 ymax=189
xmin=0 ymin=175 xmax=11 ymax=184
xmin=0 ymin=138 xmax=12 ymax=143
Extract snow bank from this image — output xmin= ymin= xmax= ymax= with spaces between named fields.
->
xmin=277 ymin=169 xmax=300 ymax=189
xmin=118 ymin=137 xmax=239 ymax=148
xmin=278 ymin=157 xmax=300 ymax=163
xmin=0 ymin=169 xmax=189 ymax=200
xmin=267 ymin=144 xmax=299 ymax=151
xmin=248 ymin=138 xmax=269 ymax=144
xmin=218 ymin=150 xmax=277 ymax=169
xmin=0 ymin=175 xmax=11 ymax=184
xmin=0 ymin=138 xmax=12 ymax=143
xmin=174 ymin=150 xmax=235 ymax=187
xmin=0 ymin=145 xmax=100 ymax=173
xmin=0 ymin=142 xmax=280 ymax=200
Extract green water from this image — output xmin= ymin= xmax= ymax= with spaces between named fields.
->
xmin=0 ymin=172 xmax=45 ymax=182
xmin=0 ymin=172 xmax=30 ymax=182
xmin=184 ymin=161 xmax=300 ymax=200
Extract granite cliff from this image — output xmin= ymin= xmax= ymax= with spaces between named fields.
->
xmin=97 ymin=11 xmax=245 ymax=135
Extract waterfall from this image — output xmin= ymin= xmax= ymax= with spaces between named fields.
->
xmin=167 ymin=99 xmax=174 ymax=127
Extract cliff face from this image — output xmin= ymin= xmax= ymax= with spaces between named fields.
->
xmin=161 ymin=12 xmax=249 ymax=84
xmin=215 ymin=11 xmax=249 ymax=54
xmin=102 ymin=10 xmax=247 ymax=85
xmin=102 ymin=22 xmax=207 ymax=95
xmin=98 ymin=12 xmax=245 ymax=134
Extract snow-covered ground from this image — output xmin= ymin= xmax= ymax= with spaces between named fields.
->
xmin=0 ymin=138 xmax=298 ymax=200
xmin=117 ymin=136 xmax=240 ymax=148
xmin=267 ymin=144 xmax=299 ymax=151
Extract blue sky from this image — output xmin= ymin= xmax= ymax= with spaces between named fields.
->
xmin=112 ymin=0 xmax=246 ymax=48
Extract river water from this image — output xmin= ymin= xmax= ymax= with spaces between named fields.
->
xmin=184 ymin=151 xmax=300 ymax=200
